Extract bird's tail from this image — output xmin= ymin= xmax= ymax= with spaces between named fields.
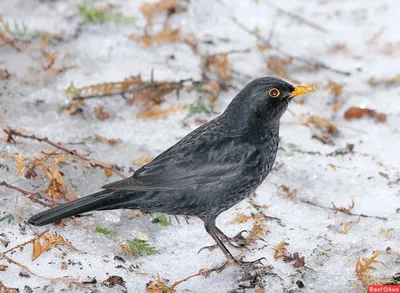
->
xmin=28 ymin=190 xmax=114 ymax=226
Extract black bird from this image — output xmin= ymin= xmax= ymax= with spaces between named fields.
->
xmin=28 ymin=77 xmax=316 ymax=269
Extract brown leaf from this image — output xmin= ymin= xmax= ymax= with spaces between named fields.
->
xmin=204 ymin=53 xmax=232 ymax=80
xmin=104 ymin=168 xmax=113 ymax=178
xmin=44 ymin=165 xmax=67 ymax=199
xmin=134 ymin=25 xmax=182 ymax=48
xmin=0 ymin=265 xmax=8 ymax=271
xmin=379 ymin=172 xmax=389 ymax=179
xmin=120 ymin=244 xmax=134 ymax=255
xmin=90 ymin=135 xmax=119 ymax=146
xmin=133 ymin=156 xmax=154 ymax=165
xmin=146 ymin=274 xmax=174 ymax=293
xmin=280 ymin=185 xmax=297 ymax=199
xmin=140 ymin=0 xmax=184 ymax=26
xmin=136 ymin=104 xmax=187 ymax=119
xmin=60 ymin=262 xmax=68 ymax=270
xmin=14 ymin=153 xmax=25 ymax=175
xmin=301 ymin=114 xmax=339 ymax=134
xmin=266 ymin=57 xmax=298 ymax=83
xmin=94 ymin=106 xmax=112 ymax=120
xmin=344 ymin=107 xmax=387 ymax=123
xmin=0 ymin=281 xmax=19 ymax=293
xmin=66 ymin=75 xmax=143 ymax=98
xmin=327 ymin=80 xmax=344 ymax=97
xmin=368 ymin=74 xmax=400 ymax=87
xmin=273 ymin=240 xmax=289 ymax=260
xmin=332 ymin=199 xmax=355 ymax=215
xmin=32 ymin=232 xmax=77 ymax=260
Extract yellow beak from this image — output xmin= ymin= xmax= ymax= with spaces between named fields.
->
xmin=290 ymin=85 xmax=318 ymax=98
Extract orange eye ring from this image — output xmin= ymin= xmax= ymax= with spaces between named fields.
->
xmin=268 ymin=88 xmax=280 ymax=98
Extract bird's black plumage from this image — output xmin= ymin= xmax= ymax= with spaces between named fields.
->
xmin=28 ymin=77 xmax=316 ymax=269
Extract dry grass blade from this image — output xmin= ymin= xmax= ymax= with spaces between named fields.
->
xmin=32 ymin=232 xmax=77 ymax=260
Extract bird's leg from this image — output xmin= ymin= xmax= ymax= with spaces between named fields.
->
xmin=198 ymin=217 xmax=249 ymax=253
xmin=203 ymin=216 xmax=266 ymax=273
xmin=215 ymin=227 xmax=249 ymax=248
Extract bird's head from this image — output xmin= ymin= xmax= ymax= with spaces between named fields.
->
xmin=226 ymin=77 xmax=317 ymax=125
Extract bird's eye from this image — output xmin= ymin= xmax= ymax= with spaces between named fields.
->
xmin=268 ymin=88 xmax=280 ymax=98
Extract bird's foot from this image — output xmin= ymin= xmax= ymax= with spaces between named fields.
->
xmin=205 ymin=257 xmax=267 ymax=275
xmin=220 ymin=230 xmax=249 ymax=247
xmin=233 ymin=256 xmax=267 ymax=268
xmin=198 ymin=230 xmax=250 ymax=254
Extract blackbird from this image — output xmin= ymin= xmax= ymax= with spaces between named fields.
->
xmin=28 ymin=77 xmax=316 ymax=269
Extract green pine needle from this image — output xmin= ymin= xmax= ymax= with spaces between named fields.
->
xmin=95 ymin=226 xmax=118 ymax=237
xmin=127 ymin=239 xmax=159 ymax=256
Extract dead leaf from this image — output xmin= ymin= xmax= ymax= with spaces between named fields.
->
xmin=273 ymin=240 xmax=288 ymax=260
xmin=204 ymin=53 xmax=232 ymax=80
xmin=0 ymin=265 xmax=8 ymax=271
xmin=379 ymin=172 xmax=389 ymax=179
xmin=44 ymin=165 xmax=67 ymax=199
xmin=90 ymin=135 xmax=119 ymax=146
xmin=146 ymin=274 xmax=174 ymax=293
xmin=332 ymin=200 xmax=355 ymax=215
xmin=355 ymin=249 xmax=400 ymax=287
xmin=32 ymin=232 xmax=77 ymax=260
xmin=140 ymin=0 xmax=184 ymax=26
xmin=266 ymin=57 xmax=298 ymax=83
xmin=280 ymin=185 xmax=297 ymax=199
xmin=60 ymin=262 xmax=68 ymax=270
xmin=0 ymin=281 xmax=19 ymax=293
xmin=136 ymin=104 xmax=187 ymax=119
xmin=14 ymin=153 xmax=25 ymax=175
xmin=94 ymin=106 xmax=112 ymax=120
xmin=340 ymin=217 xmax=360 ymax=234
xmin=133 ymin=156 xmax=154 ymax=165
xmin=301 ymin=114 xmax=339 ymax=134
xmin=120 ymin=244 xmax=134 ymax=255
xmin=104 ymin=168 xmax=113 ymax=178
xmin=344 ymin=107 xmax=387 ymax=123
xmin=327 ymin=80 xmax=344 ymax=97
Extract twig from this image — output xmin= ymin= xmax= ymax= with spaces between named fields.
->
xmin=71 ymin=78 xmax=199 ymax=100
xmin=2 ymin=231 xmax=47 ymax=255
xmin=298 ymin=198 xmax=387 ymax=221
xmin=0 ymin=181 xmax=56 ymax=207
xmin=171 ymin=270 xmax=208 ymax=289
xmin=231 ymin=17 xmax=351 ymax=76
xmin=4 ymin=128 xmax=126 ymax=178
xmin=266 ymin=1 xmax=330 ymax=34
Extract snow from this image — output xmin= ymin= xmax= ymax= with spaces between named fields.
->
xmin=1 ymin=0 xmax=399 ymax=292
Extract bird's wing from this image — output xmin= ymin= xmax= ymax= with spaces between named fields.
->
xmin=102 ymin=136 xmax=257 ymax=191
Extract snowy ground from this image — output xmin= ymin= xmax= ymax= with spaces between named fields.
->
xmin=1 ymin=0 xmax=400 ymax=292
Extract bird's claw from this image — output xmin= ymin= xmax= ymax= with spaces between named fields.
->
xmin=234 ymin=256 xmax=267 ymax=268
xmin=205 ymin=257 xmax=268 ymax=275
xmin=198 ymin=244 xmax=219 ymax=254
